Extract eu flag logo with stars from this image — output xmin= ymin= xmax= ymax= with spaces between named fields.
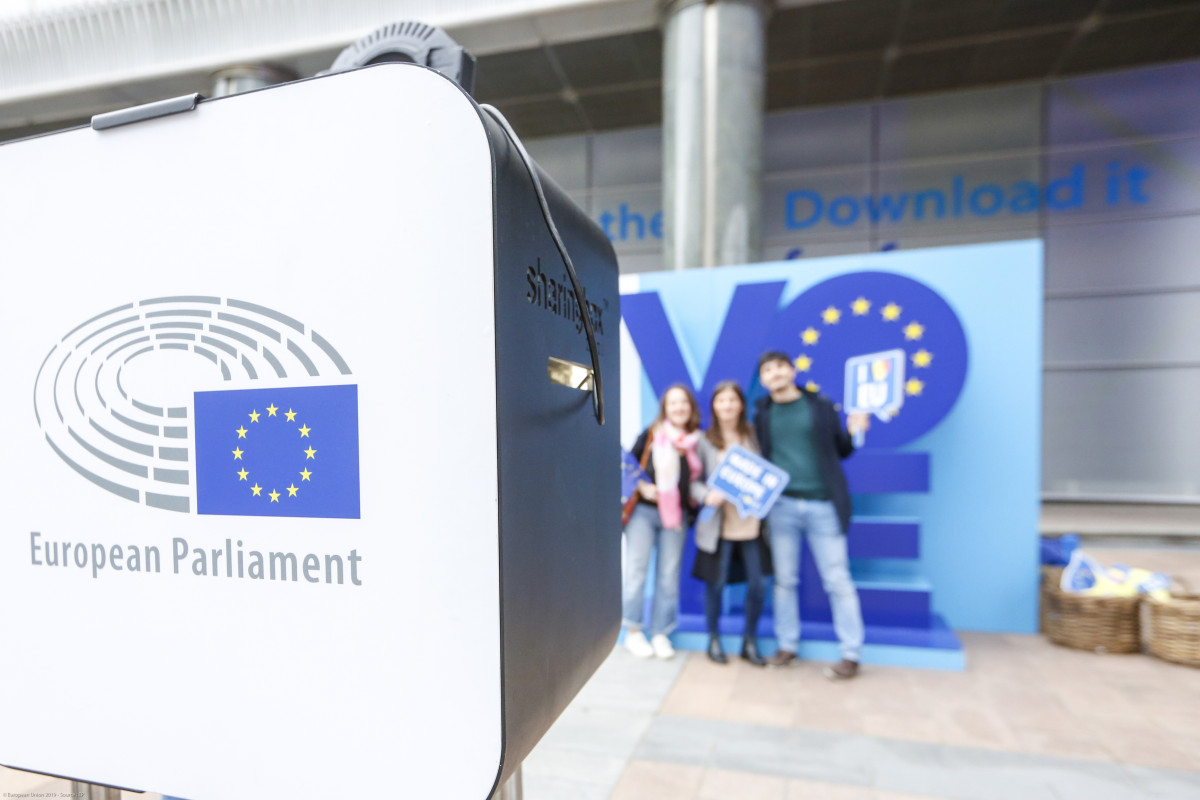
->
xmin=195 ymin=384 xmax=360 ymax=519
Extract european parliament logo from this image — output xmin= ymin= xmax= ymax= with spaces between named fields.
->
xmin=194 ymin=385 xmax=360 ymax=519
xmin=33 ymin=296 xmax=360 ymax=516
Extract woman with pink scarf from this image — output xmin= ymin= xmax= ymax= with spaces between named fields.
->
xmin=622 ymin=384 xmax=704 ymax=660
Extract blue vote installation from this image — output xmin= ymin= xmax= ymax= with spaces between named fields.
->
xmin=619 ymin=241 xmax=1043 ymax=670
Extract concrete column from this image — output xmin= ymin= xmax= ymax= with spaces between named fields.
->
xmin=662 ymin=0 xmax=768 ymax=270
xmin=209 ymin=64 xmax=296 ymax=98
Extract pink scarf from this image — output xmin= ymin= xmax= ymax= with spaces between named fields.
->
xmin=651 ymin=421 xmax=702 ymax=529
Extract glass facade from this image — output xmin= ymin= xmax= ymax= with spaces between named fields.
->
xmin=530 ymin=59 xmax=1200 ymax=500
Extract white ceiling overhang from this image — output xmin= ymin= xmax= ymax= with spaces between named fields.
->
xmin=0 ymin=0 xmax=660 ymax=128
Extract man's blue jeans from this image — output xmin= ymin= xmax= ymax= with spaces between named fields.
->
xmin=766 ymin=496 xmax=863 ymax=661
xmin=622 ymin=503 xmax=686 ymax=636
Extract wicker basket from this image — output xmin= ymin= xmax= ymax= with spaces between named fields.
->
xmin=1039 ymin=567 xmax=1062 ymax=633
xmin=1146 ymin=591 xmax=1200 ymax=667
xmin=1041 ymin=567 xmax=1141 ymax=654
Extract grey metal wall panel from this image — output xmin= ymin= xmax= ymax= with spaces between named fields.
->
xmin=1046 ymin=215 xmax=1200 ymax=293
xmin=1048 ymin=61 xmax=1200 ymax=147
xmin=763 ymin=105 xmax=872 ymax=172
xmin=879 ymin=84 xmax=1042 ymax=162
xmin=525 ymin=133 xmax=591 ymax=190
xmin=616 ymin=251 xmax=665 ymax=274
xmin=591 ymin=125 xmax=661 ymax=187
xmin=889 ymin=227 xmax=1041 ymax=252
xmin=1045 ymin=292 xmax=1200 ymax=365
xmin=762 ymin=238 xmax=871 ymax=261
xmin=1044 ymin=368 xmax=1200 ymax=497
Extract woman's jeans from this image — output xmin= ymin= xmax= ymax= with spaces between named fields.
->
xmin=622 ymin=503 xmax=685 ymax=636
xmin=704 ymin=538 xmax=766 ymax=639
xmin=766 ymin=496 xmax=864 ymax=661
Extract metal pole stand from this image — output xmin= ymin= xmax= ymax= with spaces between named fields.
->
xmin=489 ymin=764 xmax=523 ymax=800
xmin=69 ymin=782 xmax=122 ymax=800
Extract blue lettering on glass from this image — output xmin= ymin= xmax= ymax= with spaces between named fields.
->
xmin=780 ymin=162 xmax=1147 ymax=231
xmin=1010 ymin=182 xmax=1039 ymax=213
xmin=968 ymin=184 xmax=1003 ymax=216
xmin=914 ymin=190 xmax=943 ymax=220
xmin=598 ymin=204 xmax=664 ymax=242
xmin=1044 ymin=165 xmax=1084 ymax=211
xmin=594 ymin=162 xmax=1151 ymax=240
xmin=1127 ymin=166 xmax=1150 ymax=203
xmin=865 ymin=194 xmax=909 ymax=223
xmin=829 ymin=197 xmax=860 ymax=226
xmin=787 ymin=190 xmax=822 ymax=229
xmin=1106 ymin=162 xmax=1121 ymax=205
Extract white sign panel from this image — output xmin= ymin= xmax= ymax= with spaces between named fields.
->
xmin=844 ymin=348 xmax=906 ymax=420
xmin=0 ymin=67 xmax=505 ymax=799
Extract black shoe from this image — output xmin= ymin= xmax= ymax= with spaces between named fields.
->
xmin=823 ymin=659 xmax=860 ymax=680
xmin=706 ymin=635 xmax=728 ymax=664
xmin=740 ymin=637 xmax=766 ymax=667
xmin=766 ymin=649 xmax=797 ymax=668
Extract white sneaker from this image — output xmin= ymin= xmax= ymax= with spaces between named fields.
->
xmin=625 ymin=629 xmax=653 ymax=658
xmin=651 ymin=633 xmax=676 ymax=660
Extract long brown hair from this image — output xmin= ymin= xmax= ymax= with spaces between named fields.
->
xmin=654 ymin=383 xmax=701 ymax=432
xmin=706 ymin=381 xmax=758 ymax=450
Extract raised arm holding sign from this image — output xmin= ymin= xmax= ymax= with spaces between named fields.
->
xmin=843 ymin=348 xmax=902 ymax=447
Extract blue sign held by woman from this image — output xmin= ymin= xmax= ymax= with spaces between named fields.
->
xmin=708 ymin=445 xmax=789 ymax=519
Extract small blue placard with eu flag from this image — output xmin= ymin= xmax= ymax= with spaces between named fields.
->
xmin=195 ymin=384 xmax=360 ymax=519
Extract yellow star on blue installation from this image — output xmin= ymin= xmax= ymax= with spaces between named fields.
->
xmin=788 ymin=294 xmax=933 ymax=413
xmin=770 ymin=272 xmax=968 ymax=453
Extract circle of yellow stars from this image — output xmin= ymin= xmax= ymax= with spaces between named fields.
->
xmin=792 ymin=295 xmax=933 ymax=400
xmin=232 ymin=402 xmax=315 ymax=502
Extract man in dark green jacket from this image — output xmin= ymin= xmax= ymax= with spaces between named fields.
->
xmin=753 ymin=351 xmax=869 ymax=679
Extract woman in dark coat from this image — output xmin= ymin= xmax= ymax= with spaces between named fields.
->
xmin=692 ymin=381 xmax=772 ymax=665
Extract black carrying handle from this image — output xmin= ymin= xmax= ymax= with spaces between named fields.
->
xmin=481 ymin=103 xmax=605 ymax=426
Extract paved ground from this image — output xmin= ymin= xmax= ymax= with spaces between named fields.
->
xmin=519 ymin=542 xmax=1200 ymax=800
xmin=3 ymin=544 xmax=1198 ymax=799
xmin=523 ymin=632 xmax=1200 ymax=800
